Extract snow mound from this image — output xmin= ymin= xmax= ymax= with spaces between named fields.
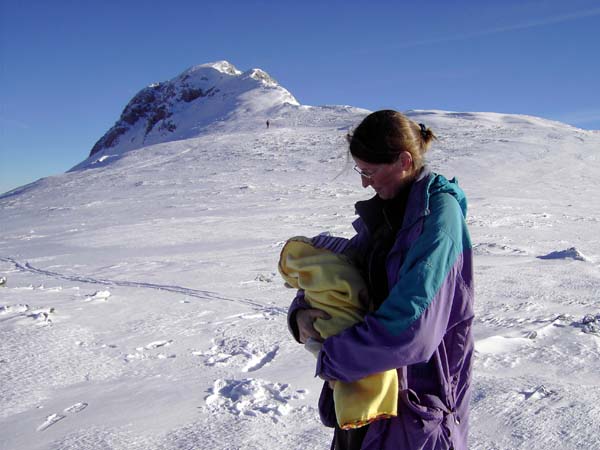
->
xmin=538 ymin=247 xmax=588 ymax=261
xmin=475 ymin=335 xmax=533 ymax=354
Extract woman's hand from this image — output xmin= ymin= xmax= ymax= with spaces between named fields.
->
xmin=296 ymin=308 xmax=331 ymax=344
xmin=297 ymin=309 xmax=337 ymax=389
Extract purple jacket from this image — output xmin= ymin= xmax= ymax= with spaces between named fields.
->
xmin=288 ymin=168 xmax=474 ymax=450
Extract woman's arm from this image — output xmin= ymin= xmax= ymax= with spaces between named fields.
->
xmin=317 ymin=196 xmax=473 ymax=382
xmin=286 ymin=226 xmax=369 ymax=342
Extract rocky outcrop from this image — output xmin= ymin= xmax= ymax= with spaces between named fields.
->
xmin=89 ymin=61 xmax=298 ymax=157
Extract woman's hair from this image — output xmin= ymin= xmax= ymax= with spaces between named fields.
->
xmin=347 ymin=110 xmax=436 ymax=171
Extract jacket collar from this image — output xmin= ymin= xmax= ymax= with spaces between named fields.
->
xmin=355 ymin=167 xmax=433 ymax=233
xmin=402 ymin=166 xmax=433 ymax=229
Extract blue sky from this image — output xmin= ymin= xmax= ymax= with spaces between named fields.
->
xmin=1 ymin=0 xmax=599 ymax=194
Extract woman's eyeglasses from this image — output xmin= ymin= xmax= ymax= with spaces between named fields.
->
xmin=353 ymin=165 xmax=382 ymax=179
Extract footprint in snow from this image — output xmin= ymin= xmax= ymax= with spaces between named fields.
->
xmin=37 ymin=413 xmax=66 ymax=431
xmin=197 ymin=337 xmax=278 ymax=372
xmin=245 ymin=273 xmax=276 ymax=283
xmin=83 ymin=290 xmax=111 ymax=303
xmin=0 ymin=304 xmax=57 ymax=326
xmin=573 ymin=313 xmax=600 ymax=335
xmin=144 ymin=340 xmax=173 ymax=349
xmin=27 ymin=308 xmax=56 ymax=324
xmin=243 ymin=346 xmax=279 ymax=373
xmin=204 ymin=378 xmax=305 ymax=420
xmin=63 ymin=402 xmax=88 ymax=414
xmin=0 ymin=304 xmax=30 ymax=315
xmin=522 ymin=385 xmax=555 ymax=401
xmin=125 ymin=340 xmax=176 ymax=361
xmin=36 ymin=402 xmax=88 ymax=431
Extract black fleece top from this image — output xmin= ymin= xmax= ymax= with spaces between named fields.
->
xmin=355 ymin=185 xmax=412 ymax=309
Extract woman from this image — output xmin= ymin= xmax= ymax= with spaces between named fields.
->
xmin=287 ymin=110 xmax=474 ymax=450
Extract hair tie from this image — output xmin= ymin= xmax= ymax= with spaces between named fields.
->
xmin=419 ymin=123 xmax=428 ymax=139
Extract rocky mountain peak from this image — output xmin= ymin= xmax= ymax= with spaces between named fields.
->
xmin=89 ymin=61 xmax=298 ymax=157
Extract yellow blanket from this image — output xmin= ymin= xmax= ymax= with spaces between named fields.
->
xmin=279 ymin=236 xmax=398 ymax=429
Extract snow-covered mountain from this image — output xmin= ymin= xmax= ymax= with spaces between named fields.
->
xmin=87 ymin=61 xmax=299 ymax=159
xmin=1 ymin=62 xmax=600 ymax=450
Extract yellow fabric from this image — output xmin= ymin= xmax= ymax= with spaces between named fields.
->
xmin=279 ymin=237 xmax=398 ymax=429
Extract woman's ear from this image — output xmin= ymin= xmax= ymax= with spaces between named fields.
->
xmin=399 ymin=151 xmax=413 ymax=171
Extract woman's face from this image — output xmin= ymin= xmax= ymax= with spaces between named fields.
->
xmin=353 ymin=153 xmax=413 ymax=200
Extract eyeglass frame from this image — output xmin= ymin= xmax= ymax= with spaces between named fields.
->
xmin=353 ymin=164 xmax=383 ymax=179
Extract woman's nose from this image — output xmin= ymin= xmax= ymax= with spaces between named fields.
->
xmin=361 ymin=176 xmax=371 ymax=188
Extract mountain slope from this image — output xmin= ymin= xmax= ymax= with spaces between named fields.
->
xmin=1 ymin=76 xmax=600 ymax=449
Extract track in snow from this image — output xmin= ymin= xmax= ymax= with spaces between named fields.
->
xmin=0 ymin=256 xmax=286 ymax=315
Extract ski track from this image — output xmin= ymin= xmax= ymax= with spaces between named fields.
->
xmin=0 ymin=256 xmax=286 ymax=316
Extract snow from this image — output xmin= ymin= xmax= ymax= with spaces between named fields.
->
xmin=1 ymin=76 xmax=600 ymax=449
xmin=195 ymin=61 xmax=243 ymax=76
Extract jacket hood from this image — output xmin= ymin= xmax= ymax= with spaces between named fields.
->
xmin=428 ymin=174 xmax=468 ymax=218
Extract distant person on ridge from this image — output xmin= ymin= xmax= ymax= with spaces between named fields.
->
xmin=266 ymin=120 xmax=270 ymax=129
xmin=286 ymin=110 xmax=474 ymax=450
